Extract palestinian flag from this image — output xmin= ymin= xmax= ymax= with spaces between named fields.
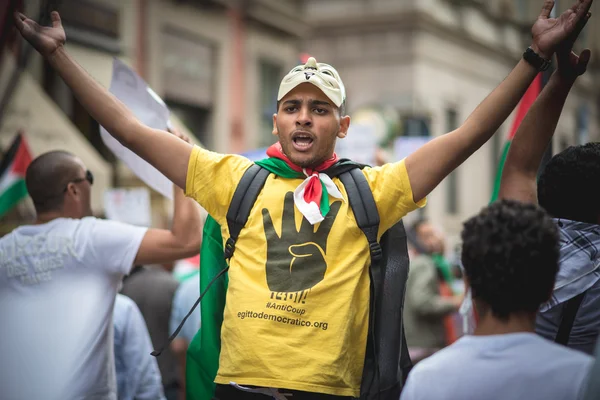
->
xmin=490 ymin=73 xmax=542 ymax=202
xmin=186 ymin=215 xmax=228 ymax=400
xmin=0 ymin=133 xmax=32 ymax=218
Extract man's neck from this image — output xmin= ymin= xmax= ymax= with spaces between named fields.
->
xmin=473 ymin=311 xmax=536 ymax=336
xmin=35 ymin=211 xmax=68 ymax=225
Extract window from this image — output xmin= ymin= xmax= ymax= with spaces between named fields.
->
xmin=162 ymin=29 xmax=216 ymax=109
xmin=403 ymin=116 xmax=431 ymax=137
xmin=161 ymin=28 xmax=216 ymax=148
xmin=58 ymin=0 xmax=120 ymax=53
xmin=446 ymin=108 xmax=459 ymax=215
xmin=258 ymin=59 xmax=283 ymax=147
xmin=42 ymin=62 xmax=116 ymax=163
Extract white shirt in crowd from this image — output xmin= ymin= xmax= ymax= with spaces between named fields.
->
xmin=401 ymin=332 xmax=593 ymax=400
xmin=0 ymin=217 xmax=147 ymax=400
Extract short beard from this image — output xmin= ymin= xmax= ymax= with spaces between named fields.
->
xmin=295 ymin=157 xmax=324 ymax=169
xmin=277 ymin=125 xmax=339 ymax=169
xmin=280 ymin=141 xmax=327 ymax=168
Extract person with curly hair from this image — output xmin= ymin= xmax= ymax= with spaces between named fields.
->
xmin=498 ymin=8 xmax=600 ymax=355
xmin=401 ymin=200 xmax=593 ymax=400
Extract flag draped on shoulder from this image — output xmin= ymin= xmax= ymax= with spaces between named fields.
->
xmin=186 ymin=215 xmax=228 ymax=400
xmin=490 ymin=73 xmax=542 ymax=202
xmin=0 ymin=132 xmax=32 ymax=218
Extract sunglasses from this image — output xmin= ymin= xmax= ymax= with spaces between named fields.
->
xmin=63 ymin=170 xmax=94 ymax=192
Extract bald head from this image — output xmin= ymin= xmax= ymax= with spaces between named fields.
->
xmin=26 ymin=150 xmax=83 ymax=213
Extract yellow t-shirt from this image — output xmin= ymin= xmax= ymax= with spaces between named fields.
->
xmin=185 ymin=146 xmax=425 ymax=397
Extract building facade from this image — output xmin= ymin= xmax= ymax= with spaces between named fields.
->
xmin=0 ymin=0 xmax=307 ymax=232
xmin=1 ymin=0 xmax=598 ymax=241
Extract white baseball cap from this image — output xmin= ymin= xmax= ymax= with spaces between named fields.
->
xmin=277 ymin=57 xmax=346 ymax=108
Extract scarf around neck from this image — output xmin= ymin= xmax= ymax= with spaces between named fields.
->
xmin=255 ymin=143 xmax=344 ymax=225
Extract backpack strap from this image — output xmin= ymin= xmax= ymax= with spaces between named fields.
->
xmin=339 ymin=168 xmax=385 ymax=396
xmin=339 ymin=168 xmax=382 ymax=263
xmin=224 ymin=164 xmax=270 ymax=260
xmin=152 ymin=164 xmax=269 ymax=357
xmin=339 ymin=167 xmax=413 ymax=396
xmin=555 ymin=292 xmax=586 ymax=346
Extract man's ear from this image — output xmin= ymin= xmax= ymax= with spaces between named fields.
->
xmin=337 ymin=115 xmax=351 ymax=139
xmin=66 ymin=182 xmax=76 ymax=196
xmin=272 ymin=113 xmax=279 ymax=136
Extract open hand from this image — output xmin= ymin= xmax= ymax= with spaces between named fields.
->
xmin=557 ymin=47 xmax=591 ymax=80
xmin=557 ymin=10 xmax=592 ymax=80
xmin=262 ymin=192 xmax=341 ymax=292
xmin=531 ymin=0 xmax=593 ymax=59
xmin=14 ymin=11 xmax=65 ymax=58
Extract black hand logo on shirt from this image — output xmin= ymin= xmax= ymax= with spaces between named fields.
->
xmin=262 ymin=192 xmax=341 ymax=292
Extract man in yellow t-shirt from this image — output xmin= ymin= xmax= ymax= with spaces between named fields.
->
xmin=15 ymin=2 xmax=594 ymax=397
xmin=185 ymin=140 xmax=424 ymax=397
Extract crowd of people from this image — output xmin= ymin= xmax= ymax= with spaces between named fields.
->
xmin=2 ymin=0 xmax=600 ymax=399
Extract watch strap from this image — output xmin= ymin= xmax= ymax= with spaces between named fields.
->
xmin=523 ymin=47 xmax=551 ymax=71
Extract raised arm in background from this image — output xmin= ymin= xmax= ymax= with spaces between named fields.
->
xmin=405 ymin=0 xmax=593 ymax=202
xmin=498 ymin=12 xmax=591 ymax=202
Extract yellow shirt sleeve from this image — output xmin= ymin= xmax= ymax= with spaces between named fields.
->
xmin=185 ymin=145 xmax=253 ymax=224
xmin=362 ymin=159 xmax=427 ymax=235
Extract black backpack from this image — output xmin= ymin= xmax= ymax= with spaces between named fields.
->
xmin=223 ymin=162 xmax=413 ymax=399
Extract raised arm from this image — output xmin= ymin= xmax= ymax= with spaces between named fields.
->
xmin=405 ymin=0 xmax=593 ymax=202
xmin=499 ymin=16 xmax=591 ymax=203
xmin=14 ymin=12 xmax=191 ymax=190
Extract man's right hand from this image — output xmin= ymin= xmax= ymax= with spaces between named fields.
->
xmin=14 ymin=11 xmax=65 ymax=58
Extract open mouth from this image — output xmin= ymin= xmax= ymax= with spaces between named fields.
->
xmin=292 ymin=132 xmax=314 ymax=151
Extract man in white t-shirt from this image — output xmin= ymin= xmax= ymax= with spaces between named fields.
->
xmin=400 ymin=200 xmax=593 ymax=400
xmin=0 ymin=131 xmax=203 ymax=400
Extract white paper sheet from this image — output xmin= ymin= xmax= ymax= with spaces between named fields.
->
xmin=100 ymin=58 xmax=173 ymax=199
xmin=104 ymin=187 xmax=152 ymax=227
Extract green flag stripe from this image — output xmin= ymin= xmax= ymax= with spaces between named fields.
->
xmin=186 ymin=216 xmax=228 ymax=400
xmin=0 ymin=179 xmax=28 ymax=218
xmin=490 ymin=141 xmax=511 ymax=203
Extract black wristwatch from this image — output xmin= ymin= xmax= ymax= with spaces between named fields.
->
xmin=523 ymin=47 xmax=551 ymax=71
